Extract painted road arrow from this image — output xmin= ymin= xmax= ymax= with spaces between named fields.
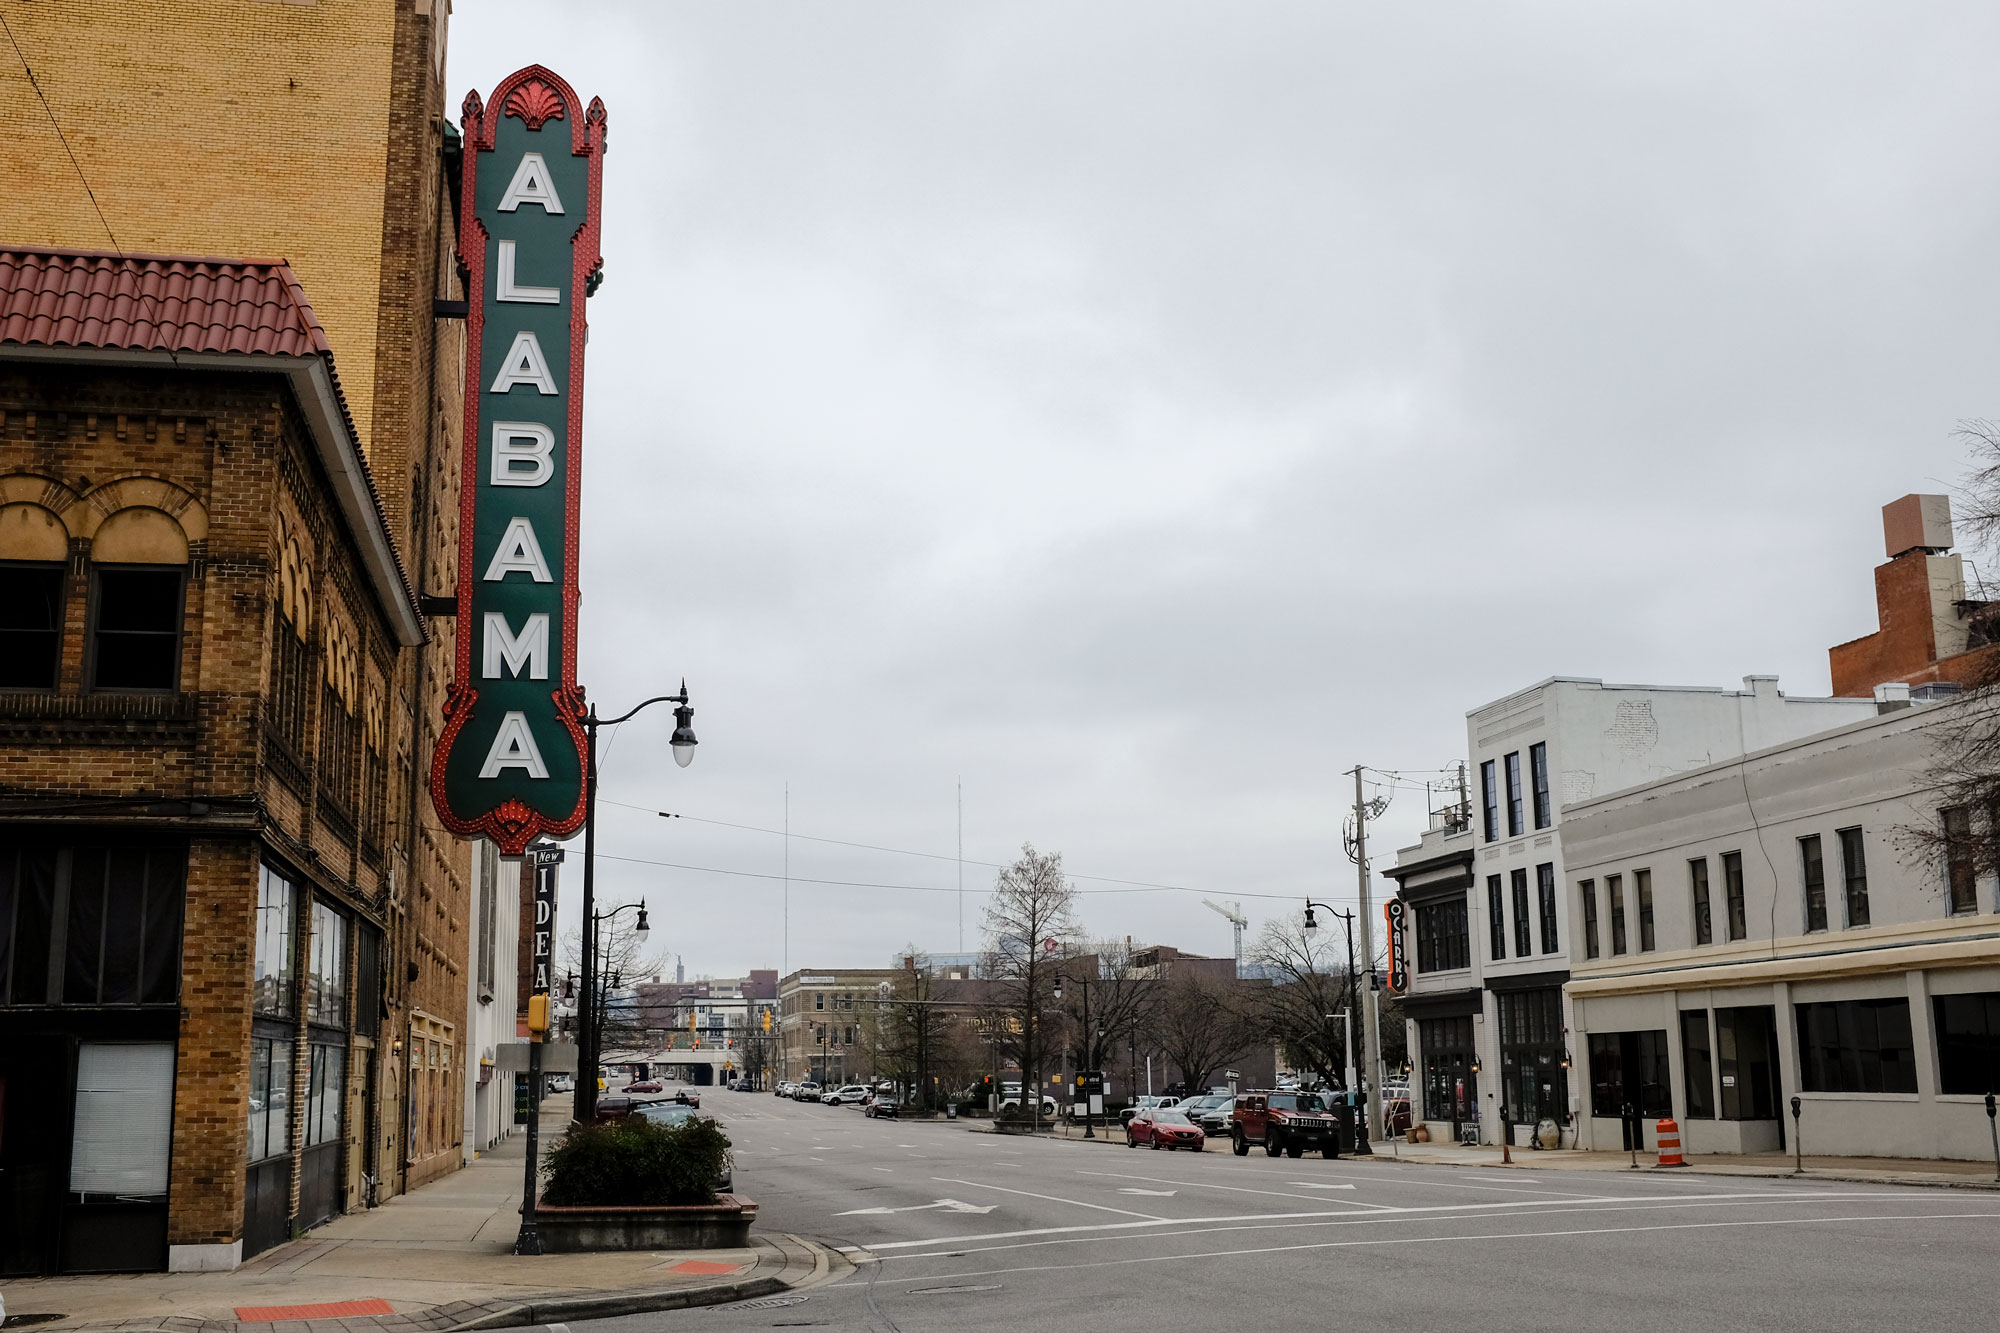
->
xmin=835 ymin=1198 xmax=998 ymax=1216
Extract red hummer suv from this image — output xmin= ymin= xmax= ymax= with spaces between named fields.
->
xmin=1230 ymin=1090 xmax=1346 ymax=1159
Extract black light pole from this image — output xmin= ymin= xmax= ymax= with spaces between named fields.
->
xmin=1303 ymin=900 xmax=1370 ymax=1155
xmin=575 ymin=684 xmax=696 ymax=1123
xmin=1053 ymin=971 xmax=1097 ymax=1138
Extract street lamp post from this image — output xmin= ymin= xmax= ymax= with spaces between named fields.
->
xmin=574 ymin=685 xmax=696 ymax=1123
xmin=1303 ymin=900 xmax=1371 ymax=1156
xmin=1052 ymin=971 xmax=1097 ymax=1138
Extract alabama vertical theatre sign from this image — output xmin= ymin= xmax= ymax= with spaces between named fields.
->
xmin=431 ymin=66 xmax=606 ymax=854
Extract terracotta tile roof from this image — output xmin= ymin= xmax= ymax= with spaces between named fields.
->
xmin=0 ymin=247 xmax=333 ymax=358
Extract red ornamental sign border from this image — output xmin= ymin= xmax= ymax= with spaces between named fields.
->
xmin=428 ymin=64 xmax=606 ymax=854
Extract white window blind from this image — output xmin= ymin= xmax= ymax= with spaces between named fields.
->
xmin=70 ymin=1041 xmax=175 ymax=1196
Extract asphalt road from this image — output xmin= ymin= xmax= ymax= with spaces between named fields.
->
xmin=588 ymin=1089 xmax=2000 ymax=1332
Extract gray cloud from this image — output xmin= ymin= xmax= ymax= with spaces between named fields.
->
xmin=451 ymin=2 xmax=2000 ymax=975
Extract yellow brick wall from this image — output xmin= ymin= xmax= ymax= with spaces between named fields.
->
xmin=0 ymin=0 xmax=399 ymax=459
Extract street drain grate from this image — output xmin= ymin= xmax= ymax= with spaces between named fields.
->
xmin=907 ymin=1284 xmax=1002 ymax=1295
xmin=728 ymin=1296 xmax=810 ymax=1312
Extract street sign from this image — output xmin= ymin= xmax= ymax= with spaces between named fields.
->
xmin=529 ymin=848 xmax=559 ymax=1032
xmin=431 ymin=65 xmax=608 ymax=854
xmin=1042 ymin=937 xmax=1058 ymax=954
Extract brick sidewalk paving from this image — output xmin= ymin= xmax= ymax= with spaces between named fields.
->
xmin=0 ymin=1111 xmax=840 ymax=1333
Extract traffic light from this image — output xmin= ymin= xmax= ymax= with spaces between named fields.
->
xmin=762 ymin=1008 xmax=772 ymax=1032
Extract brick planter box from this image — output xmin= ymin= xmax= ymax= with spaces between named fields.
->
xmin=531 ymin=1194 xmax=758 ymax=1251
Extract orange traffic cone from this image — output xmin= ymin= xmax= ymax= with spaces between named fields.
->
xmin=1654 ymin=1116 xmax=1687 ymax=1167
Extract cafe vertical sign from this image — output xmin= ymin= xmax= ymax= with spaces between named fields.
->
xmin=431 ymin=66 xmax=606 ymax=854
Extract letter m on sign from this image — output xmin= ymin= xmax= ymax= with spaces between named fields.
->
xmin=429 ymin=65 xmax=608 ymax=855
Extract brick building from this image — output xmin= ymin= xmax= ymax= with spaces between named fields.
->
xmin=1829 ymin=493 xmax=2000 ymax=698
xmin=0 ymin=0 xmax=469 ymax=1274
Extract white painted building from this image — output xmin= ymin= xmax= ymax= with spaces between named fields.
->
xmin=463 ymin=840 xmax=523 ymax=1161
xmin=1562 ymin=700 xmax=2000 ymax=1160
xmin=1389 ymin=676 xmax=1877 ymax=1146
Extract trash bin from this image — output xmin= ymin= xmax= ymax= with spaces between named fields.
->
xmin=946 ymin=1103 xmax=958 ymax=1119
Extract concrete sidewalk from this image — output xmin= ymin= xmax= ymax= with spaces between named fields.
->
xmin=1378 ymin=1139 xmax=2000 ymax=1189
xmin=0 ymin=1110 xmax=841 ymax=1333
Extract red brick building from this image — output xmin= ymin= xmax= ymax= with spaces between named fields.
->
xmin=1829 ymin=494 xmax=2000 ymax=698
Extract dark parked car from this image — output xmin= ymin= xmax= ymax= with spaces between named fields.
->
xmin=864 ymin=1095 xmax=902 ymax=1119
xmin=1126 ymin=1108 xmax=1206 ymax=1150
xmin=592 ymin=1094 xmax=637 ymax=1123
xmin=634 ymin=1103 xmax=733 ymax=1191
xmin=1178 ymin=1094 xmax=1235 ymax=1136
xmin=675 ymin=1088 xmax=701 ymax=1108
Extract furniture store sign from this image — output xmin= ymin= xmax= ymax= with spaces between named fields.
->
xmin=432 ymin=65 xmax=606 ymax=855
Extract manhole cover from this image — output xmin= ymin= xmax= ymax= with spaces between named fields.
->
xmin=907 ymin=1284 xmax=1001 ymax=1295
xmin=4 ymin=1317 xmax=68 ymax=1328
xmin=728 ymin=1295 xmax=810 ymax=1312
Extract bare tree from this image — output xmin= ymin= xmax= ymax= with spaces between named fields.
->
xmin=1151 ymin=970 xmax=1251 ymax=1094
xmin=1251 ymin=913 xmax=1355 ymax=1090
xmin=559 ymin=918 xmax=668 ymax=1064
xmin=872 ymin=950 xmax=960 ymax=1112
xmin=1056 ymin=937 xmax=1154 ymax=1082
xmin=1904 ymin=422 xmax=2000 ymax=877
xmin=981 ymin=844 xmax=1076 ymax=1126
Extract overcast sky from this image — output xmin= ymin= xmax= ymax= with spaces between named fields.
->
xmin=450 ymin=2 xmax=2000 ymax=981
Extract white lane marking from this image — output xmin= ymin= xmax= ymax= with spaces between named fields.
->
xmin=1286 ymin=1182 xmax=1357 ymax=1190
xmin=932 ymin=1177 xmax=1167 ymax=1220
xmin=1075 ymin=1169 xmax=1390 ymax=1210
xmin=1306 ymin=1167 xmax=1612 ymax=1199
xmin=891 ymin=1210 xmax=2000 ymax=1282
xmin=1118 ymin=1188 xmax=1178 ymax=1197
xmin=836 ymin=1198 xmax=998 ymax=1217
xmin=872 ymin=1167 xmax=895 ymax=1173
xmin=865 ymin=1190 xmax=1899 ymax=1250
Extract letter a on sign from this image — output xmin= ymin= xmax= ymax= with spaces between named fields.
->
xmin=430 ymin=65 xmax=607 ymax=855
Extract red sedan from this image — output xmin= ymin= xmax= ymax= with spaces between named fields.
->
xmin=627 ymin=1080 xmax=664 ymax=1094
xmin=1127 ymin=1108 xmax=1206 ymax=1151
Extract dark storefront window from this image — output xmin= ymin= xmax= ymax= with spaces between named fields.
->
xmin=1580 ymin=879 xmax=1599 ymax=959
xmin=1797 ymin=998 xmax=1916 ymax=1094
xmin=1511 ymin=868 xmax=1531 ymax=958
xmin=1487 ymin=875 xmax=1505 ymax=962
xmin=305 ymin=1042 xmax=345 ymax=1147
xmin=1690 ymin=858 xmax=1712 ymax=946
xmin=1608 ymin=873 xmax=1627 ymax=955
xmin=0 ymin=562 xmax=65 ymax=689
xmin=1415 ymin=898 xmax=1469 ymax=973
xmin=1934 ymin=992 xmax=2000 ymax=1095
xmin=1419 ymin=1015 xmax=1479 ymax=1125
xmin=1536 ymin=863 xmax=1558 ymax=955
xmin=307 ymin=901 xmax=348 ymax=1028
xmin=1635 ymin=868 xmax=1655 ymax=952
xmin=247 ymin=1036 xmax=294 ymax=1162
xmin=1681 ymin=1010 xmax=1715 ymax=1118
xmin=1588 ymin=1029 xmax=1671 ymax=1118
xmin=354 ymin=924 xmax=382 ymax=1039
xmin=0 ymin=843 xmax=183 ymax=1006
xmin=1717 ymin=1006 xmax=1779 ymax=1120
xmin=254 ymin=865 xmax=296 ymax=1017
xmin=1497 ymin=987 xmax=1568 ymax=1125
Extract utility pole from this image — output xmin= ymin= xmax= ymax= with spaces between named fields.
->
xmin=1352 ymin=766 xmax=1386 ymax=1143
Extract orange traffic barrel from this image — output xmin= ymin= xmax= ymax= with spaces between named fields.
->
xmin=1655 ymin=1116 xmax=1687 ymax=1167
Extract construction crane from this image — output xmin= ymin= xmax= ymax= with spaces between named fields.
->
xmin=1202 ymin=900 xmax=1248 ymax=978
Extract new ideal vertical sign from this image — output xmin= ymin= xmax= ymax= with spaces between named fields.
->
xmin=431 ymin=66 xmax=606 ymax=854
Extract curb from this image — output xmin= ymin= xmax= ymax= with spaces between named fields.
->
xmin=1380 ymin=1151 xmax=2000 ymax=1192
xmin=49 ymin=1235 xmax=844 ymax=1333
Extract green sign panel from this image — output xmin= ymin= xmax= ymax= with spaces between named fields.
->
xmin=431 ymin=66 xmax=606 ymax=854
